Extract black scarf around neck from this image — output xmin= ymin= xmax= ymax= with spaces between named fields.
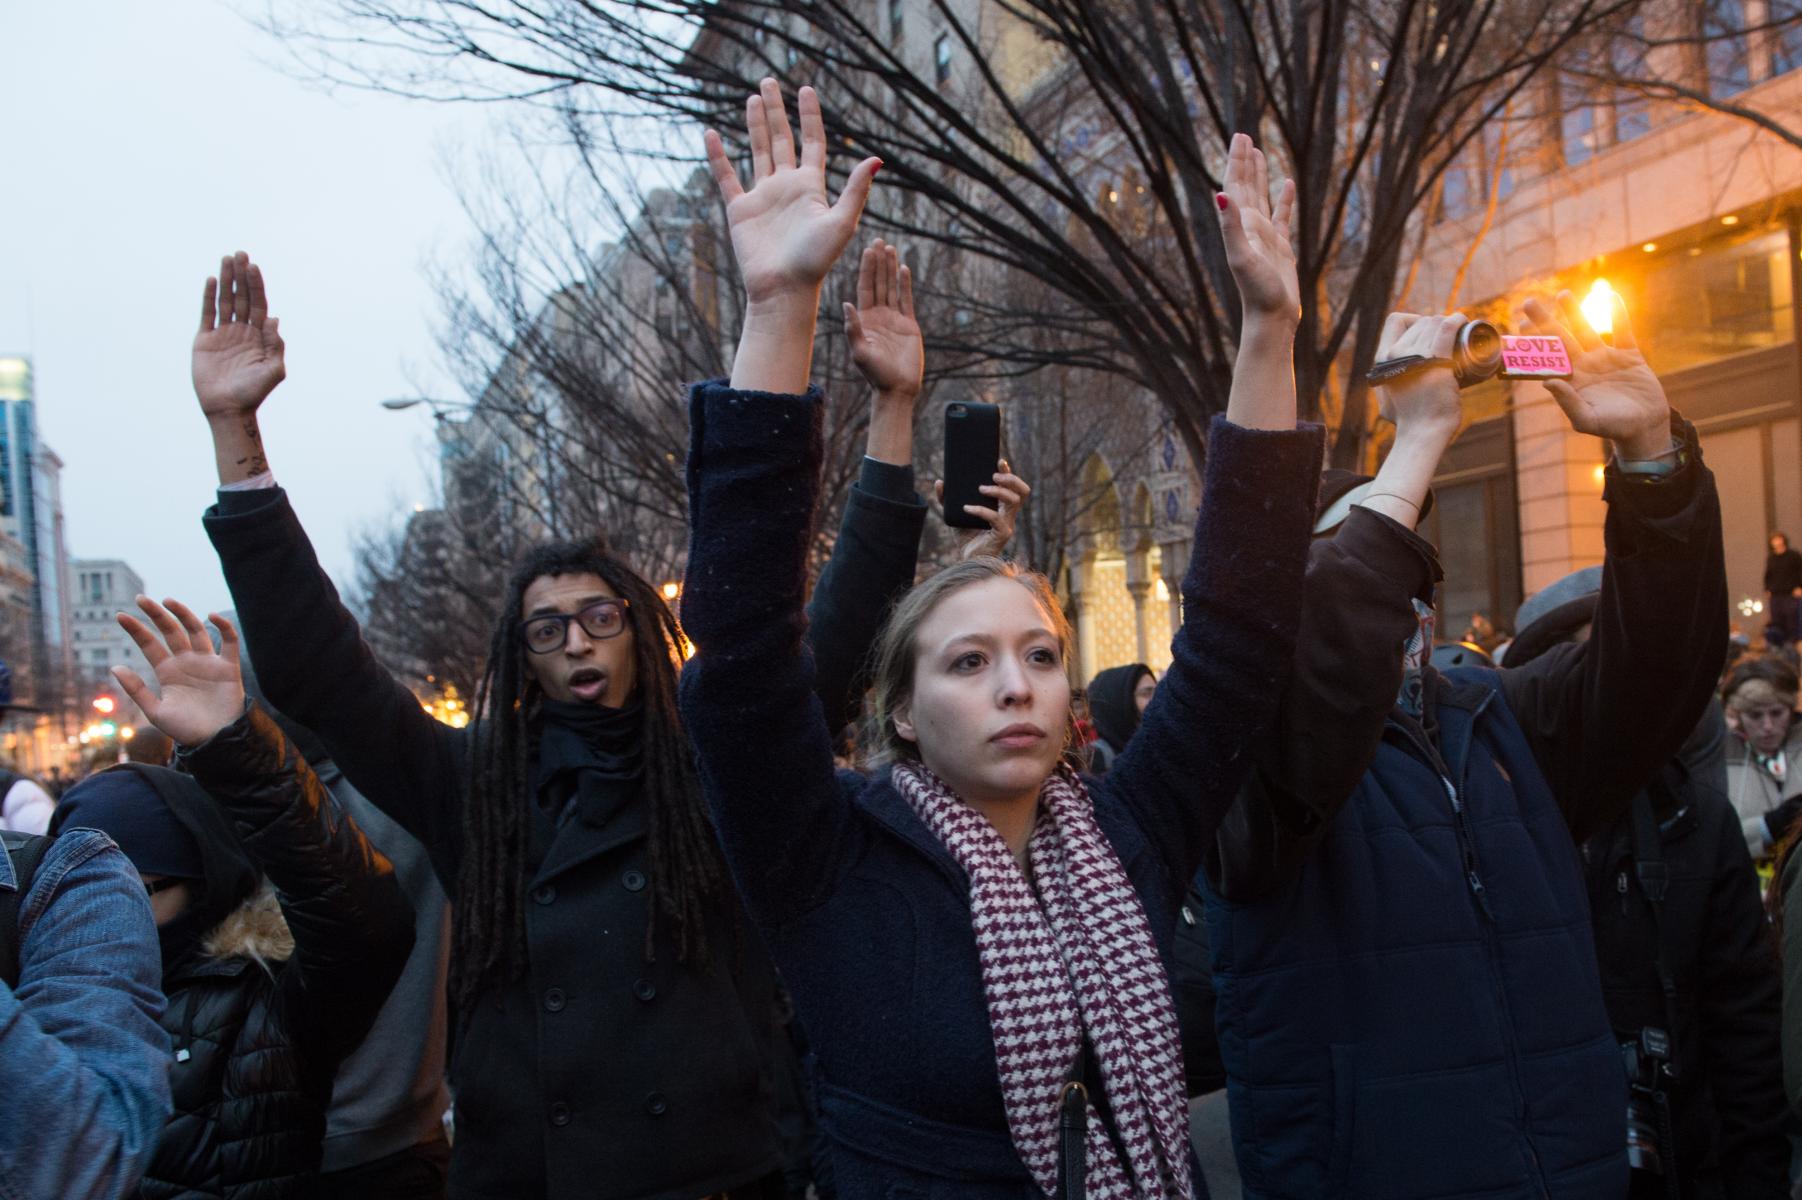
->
xmin=533 ymin=698 xmax=646 ymax=825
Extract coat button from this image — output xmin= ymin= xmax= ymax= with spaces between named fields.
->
xmin=533 ymin=884 xmax=556 ymax=905
xmin=544 ymin=988 xmax=566 ymax=1013
xmin=644 ymin=1092 xmax=668 ymax=1117
xmin=622 ymin=869 xmax=647 ymax=892
xmin=549 ymin=1101 xmax=571 ymax=1127
xmin=633 ymin=978 xmax=656 ymax=1002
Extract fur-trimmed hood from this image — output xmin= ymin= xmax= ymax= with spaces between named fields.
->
xmin=201 ymin=878 xmax=295 ymax=968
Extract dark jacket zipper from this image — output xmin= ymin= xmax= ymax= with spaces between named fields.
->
xmin=1388 ymin=711 xmax=1551 ymax=1195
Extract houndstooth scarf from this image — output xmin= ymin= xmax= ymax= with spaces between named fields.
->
xmin=891 ymin=760 xmax=1194 ymax=1199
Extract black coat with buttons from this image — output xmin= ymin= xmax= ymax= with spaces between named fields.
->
xmin=205 ymin=479 xmax=928 ymax=1200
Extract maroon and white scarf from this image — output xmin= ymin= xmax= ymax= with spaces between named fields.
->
xmin=891 ymin=760 xmax=1194 ymax=1199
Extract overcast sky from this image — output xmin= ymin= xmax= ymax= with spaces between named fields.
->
xmin=0 ymin=2 xmax=496 ymax=616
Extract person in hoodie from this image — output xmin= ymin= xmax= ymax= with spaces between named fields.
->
xmin=53 ymin=597 xmax=415 ymax=1199
xmin=1084 ymin=664 xmax=1156 ymax=775
xmin=1201 ymin=294 xmax=1726 ymax=1198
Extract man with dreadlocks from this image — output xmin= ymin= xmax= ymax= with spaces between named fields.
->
xmin=186 ymin=239 xmax=942 ymax=1197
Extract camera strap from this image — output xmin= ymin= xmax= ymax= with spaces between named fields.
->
xmin=1365 ymin=355 xmax=1455 ymax=385
xmin=1628 ymin=791 xmax=1681 ymax=1075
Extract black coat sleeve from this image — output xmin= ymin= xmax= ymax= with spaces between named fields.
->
xmin=680 ymin=383 xmax=865 ymax=926
xmin=204 ymin=488 xmax=467 ymax=878
xmin=1207 ymin=507 xmax=1440 ymax=900
xmin=1100 ymin=417 xmax=1323 ymax=900
xmin=1692 ymin=796 xmax=1789 ymax=1197
xmin=184 ymin=704 xmax=417 ymax=1071
xmin=804 ymin=465 xmax=927 ymax=733
xmin=1499 ymin=419 xmax=1727 ymax=844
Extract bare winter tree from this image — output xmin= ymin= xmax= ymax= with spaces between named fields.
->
xmin=262 ymin=0 xmax=1802 ymax=472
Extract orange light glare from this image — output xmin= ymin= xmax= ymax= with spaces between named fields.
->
xmin=1580 ymin=279 xmax=1616 ymax=337
xmin=1641 ymin=242 xmax=1657 ymax=253
xmin=91 ymin=696 xmax=115 ymax=715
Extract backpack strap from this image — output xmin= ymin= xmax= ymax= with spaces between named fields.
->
xmin=0 ymin=830 xmax=50 ymax=990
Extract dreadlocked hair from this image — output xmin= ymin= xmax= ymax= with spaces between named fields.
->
xmin=450 ymin=537 xmax=727 ymax=1017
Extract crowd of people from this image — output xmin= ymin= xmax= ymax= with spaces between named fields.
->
xmin=1 ymin=78 xmax=1795 ymax=1200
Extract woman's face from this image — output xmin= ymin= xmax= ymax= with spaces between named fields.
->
xmin=1733 ymin=697 xmax=1794 ymax=756
xmin=1133 ymin=672 xmax=1158 ymax=714
xmin=893 ymin=576 xmax=1071 ymax=808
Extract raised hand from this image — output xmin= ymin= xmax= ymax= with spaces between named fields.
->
xmin=1218 ymin=133 xmax=1299 ymax=324
xmin=844 ymin=240 xmax=923 ymax=400
xmin=193 ymin=252 xmax=285 ymax=420
xmin=706 ymin=81 xmax=881 ymax=308
xmin=937 ymin=463 xmax=1032 ymax=560
xmin=1373 ymin=311 xmax=1466 ymax=437
xmin=112 ymin=598 xmax=245 ymax=748
xmin=1521 ymin=291 xmax=1671 ymax=460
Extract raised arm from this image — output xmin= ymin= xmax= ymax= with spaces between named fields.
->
xmin=1500 ymin=292 xmax=1727 ymax=841
xmin=193 ymin=252 xmax=284 ymax=486
xmin=807 ymin=239 xmax=929 ymax=730
xmin=1102 ymin=134 xmax=1322 ymax=891
xmin=113 ymin=600 xmax=415 ymax=1070
xmin=1210 ymin=313 xmax=1465 ymax=899
xmin=682 ymin=81 xmax=880 ymax=925
xmin=192 ymin=253 xmax=463 ymax=865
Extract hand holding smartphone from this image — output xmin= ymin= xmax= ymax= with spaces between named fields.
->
xmin=942 ymin=401 xmax=1001 ymax=529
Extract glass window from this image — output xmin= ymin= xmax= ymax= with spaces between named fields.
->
xmin=1706 ymin=0 xmax=1753 ymax=96
xmin=934 ymin=34 xmax=952 ymax=84
xmin=1621 ymin=227 xmax=1795 ymax=375
xmin=1562 ymin=78 xmax=1599 ymax=167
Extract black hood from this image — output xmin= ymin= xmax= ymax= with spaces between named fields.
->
xmin=1087 ymin=663 xmax=1153 ymax=752
xmin=55 ymin=763 xmax=261 ymax=966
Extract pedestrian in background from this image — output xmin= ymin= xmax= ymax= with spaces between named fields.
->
xmin=1766 ymin=533 xmax=1802 ymax=649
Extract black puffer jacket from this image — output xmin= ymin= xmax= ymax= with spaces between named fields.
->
xmin=141 ymin=708 xmax=415 ymax=1199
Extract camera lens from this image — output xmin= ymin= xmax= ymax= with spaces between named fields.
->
xmin=1452 ymin=320 xmax=1504 ymax=388
xmin=1460 ymin=321 xmax=1502 ymax=366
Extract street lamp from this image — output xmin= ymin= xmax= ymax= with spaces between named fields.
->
xmin=383 ymin=395 xmax=561 ymax=533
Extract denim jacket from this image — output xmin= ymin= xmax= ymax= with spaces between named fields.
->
xmin=0 ymin=827 xmax=171 ymax=1199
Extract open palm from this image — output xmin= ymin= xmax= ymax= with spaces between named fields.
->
xmin=1522 ymin=293 xmax=1668 ymax=449
xmin=112 ymin=598 xmax=245 ymax=748
xmin=844 ymin=239 xmax=922 ymax=397
xmin=192 ymin=252 xmax=285 ymax=420
xmin=1219 ymin=133 xmax=1299 ymax=320
xmin=706 ymin=82 xmax=880 ymax=305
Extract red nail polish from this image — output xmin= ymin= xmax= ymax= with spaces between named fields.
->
xmin=1216 ymin=193 xmax=1229 ymax=211
xmin=873 ymin=159 xmax=884 ymax=174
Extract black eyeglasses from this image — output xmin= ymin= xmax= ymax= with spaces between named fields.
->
xmin=144 ymin=877 xmax=184 ymax=897
xmin=519 ymin=599 xmax=631 ymax=655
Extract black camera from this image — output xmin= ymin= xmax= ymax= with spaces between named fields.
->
xmin=1366 ymin=319 xmax=1574 ymax=391
xmin=1620 ymin=1027 xmax=1675 ymax=1181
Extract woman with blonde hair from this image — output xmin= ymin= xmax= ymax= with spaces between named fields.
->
xmin=679 ymin=77 xmax=1319 ymax=1198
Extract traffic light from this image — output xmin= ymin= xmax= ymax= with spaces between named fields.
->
xmin=92 ymin=696 xmax=116 ymax=715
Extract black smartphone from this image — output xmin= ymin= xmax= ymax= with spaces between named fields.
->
xmin=942 ymin=400 xmax=1002 ymax=530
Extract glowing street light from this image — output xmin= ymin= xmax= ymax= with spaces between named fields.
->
xmin=92 ymin=696 xmax=116 ymax=715
xmin=661 ymin=581 xmax=681 ymax=601
xmin=1580 ymin=279 xmax=1616 ymax=339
